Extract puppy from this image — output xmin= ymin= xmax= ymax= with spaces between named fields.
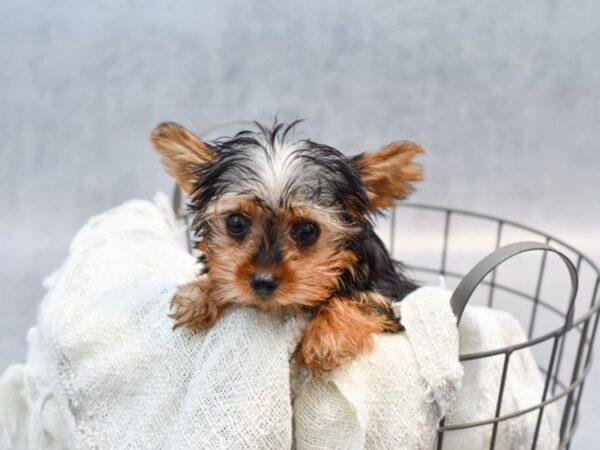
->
xmin=150 ymin=121 xmax=424 ymax=374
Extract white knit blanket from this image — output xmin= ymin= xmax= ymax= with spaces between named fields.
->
xmin=0 ymin=195 xmax=557 ymax=449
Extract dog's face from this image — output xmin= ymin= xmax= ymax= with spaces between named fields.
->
xmin=151 ymin=122 xmax=423 ymax=311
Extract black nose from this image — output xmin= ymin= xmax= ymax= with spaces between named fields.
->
xmin=250 ymin=272 xmax=279 ymax=298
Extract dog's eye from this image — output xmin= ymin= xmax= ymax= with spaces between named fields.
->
xmin=226 ymin=214 xmax=249 ymax=237
xmin=293 ymin=222 xmax=320 ymax=246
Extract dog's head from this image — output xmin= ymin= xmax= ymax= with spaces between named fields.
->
xmin=151 ymin=121 xmax=423 ymax=311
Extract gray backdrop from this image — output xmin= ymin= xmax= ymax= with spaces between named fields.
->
xmin=1 ymin=0 xmax=599 ymax=447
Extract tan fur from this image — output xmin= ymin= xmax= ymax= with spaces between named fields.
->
xmin=297 ymin=296 xmax=400 ymax=374
xmin=150 ymin=122 xmax=216 ymax=193
xmin=169 ymin=277 xmax=224 ymax=331
xmin=200 ymin=196 xmax=360 ymax=312
xmin=351 ymin=141 xmax=424 ymax=210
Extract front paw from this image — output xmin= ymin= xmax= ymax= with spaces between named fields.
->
xmin=169 ymin=282 xmax=222 ymax=331
xmin=297 ymin=319 xmax=374 ymax=376
xmin=296 ymin=297 xmax=396 ymax=375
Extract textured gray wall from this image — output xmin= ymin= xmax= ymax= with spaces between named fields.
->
xmin=1 ymin=0 xmax=599 ymax=447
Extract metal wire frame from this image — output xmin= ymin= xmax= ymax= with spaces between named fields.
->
xmin=388 ymin=203 xmax=600 ymax=450
xmin=173 ymin=182 xmax=599 ymax=448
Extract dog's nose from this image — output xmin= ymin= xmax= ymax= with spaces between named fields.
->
xmin=250 ymin=272 xmax=280 ymax=298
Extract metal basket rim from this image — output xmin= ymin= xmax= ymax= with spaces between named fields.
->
xmin=395 ymin=202 xmax=600 ymax=361
xmin=400 ymin=202 xmax=600 ymax=275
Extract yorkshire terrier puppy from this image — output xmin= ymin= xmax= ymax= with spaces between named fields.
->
xmin=150 ymin=121 xmax=424 ymax=375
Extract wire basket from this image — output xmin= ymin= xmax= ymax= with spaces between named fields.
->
xmin=379 ymin=203 xmax=600 ymax=449
xmin=174 ymin=185 xmax=599 ymax=449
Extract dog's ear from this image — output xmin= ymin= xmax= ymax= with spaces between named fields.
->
xmin=349 ymin=141 xmax=424 ymax=210
xmin=150 ymin=122 xmax=217 ymax=193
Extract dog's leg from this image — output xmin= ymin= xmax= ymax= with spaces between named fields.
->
xmin=170 ymin=277 xmax=225 ymax=331
xmin=297 ymin=295 xmax=400 ymax=375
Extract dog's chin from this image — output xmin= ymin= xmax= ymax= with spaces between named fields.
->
xmin=221 ymin=292 xmax=286 ymax=312
xmin=218 ymin=279 xmax=331 ymax=312
xmin=249 ymin=297 xmax=292 ymax=312
xmin=228 ymin=293 xmax=307 ymax=313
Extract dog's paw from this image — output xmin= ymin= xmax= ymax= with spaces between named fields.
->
xmin=296 ymin=296 xmax=400 ymax=375
xmin=297 ymin=310 xmax=375 ymax=375
xmin=297 ymin=324 xmax=374 ymax=376
xmin=169 ymin=281 xmax=222 ymax=331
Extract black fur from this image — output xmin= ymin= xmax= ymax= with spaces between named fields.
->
xmin=337 ymin=224 xmax=418 ymax=303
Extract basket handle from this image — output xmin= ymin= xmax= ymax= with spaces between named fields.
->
xmin=450 ymin=241 xmax=579 ymax=329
